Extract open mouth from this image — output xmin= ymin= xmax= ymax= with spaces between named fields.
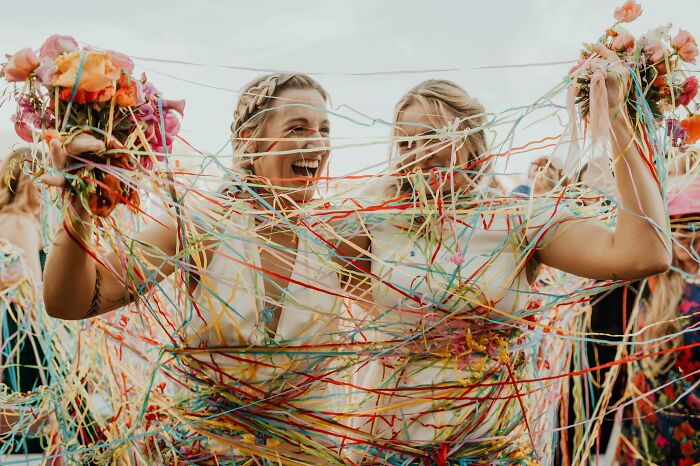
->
xmin=291 ymin=159 xmax=320 ymax=178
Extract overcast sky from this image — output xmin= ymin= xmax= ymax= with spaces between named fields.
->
xmin=1 ymin=0 xmax=699 ymax=184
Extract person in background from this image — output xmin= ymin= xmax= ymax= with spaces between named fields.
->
xmin=617 ymin=173 xmax=700 ymax=465
xmin=0 ymin=147 xmax=46 ymax=454
xmin=511 ymin=155 xmax=565 ymax=196
xmin=558 ymin=156 xmax=638 ymax=464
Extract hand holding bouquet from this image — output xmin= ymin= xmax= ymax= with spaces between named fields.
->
xmin=569 ymin=0 xmax=697 ymax=124
xmin=1 ymin=35 xmax=185 ymax=217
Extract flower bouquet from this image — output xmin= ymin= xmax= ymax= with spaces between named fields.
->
xmin=1 ymin=35 xmax=185 ymax=217
xmin=569 ymin=0 xmax=698 ymax=123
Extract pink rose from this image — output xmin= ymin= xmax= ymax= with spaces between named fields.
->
xmin=644 ymin=40 xmax=667 ymax=63
xmin=678 ymin=76 xmax=699 ymax=107
xmin=3 ymin=48 xmax=40 ymax=82
xmin=34 ymin=58 xmax=56 ymax=85
xmin=39 ymin=35 xmax=79 ymax=60
xmin=672 ymin=29 xmax=698 ymax=64
xmin=611 ymin=31 xmax=635 ymax=52
xmin=614 ymin=0 xmax=642 ymax=23
xmin=108 ymin=50 xmax=135 ymax=72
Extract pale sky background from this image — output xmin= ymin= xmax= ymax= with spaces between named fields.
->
xmin=1 ymin=0 xmax=699 ymax=186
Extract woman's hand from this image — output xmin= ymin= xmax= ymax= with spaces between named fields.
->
xmin=39 ymin=133 xmax=106 ymax=188
xmin=589 ymin=43 xmax=630 ymax=119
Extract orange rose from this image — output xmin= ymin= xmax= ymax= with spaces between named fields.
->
xmin=88 ymin=173 xmax=121 ymax=217
xmin=108 ymin=152 xmax=134 ymax=170
xmin=680 ymin=115 xmax=700 ymax=144
xmin=59 ymin=86 xmax=115 ymax=104
xmin=114 ymin=73 xmax=139 ymax=107
xmin=53 ymin=51 xmax=120 ymax=93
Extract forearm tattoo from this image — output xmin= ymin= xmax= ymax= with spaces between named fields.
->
xmin=86 ymin=268 xmax=102 ymax=318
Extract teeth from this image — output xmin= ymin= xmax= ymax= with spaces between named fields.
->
xmin=292 ymin=160 xmax=319 ymax=169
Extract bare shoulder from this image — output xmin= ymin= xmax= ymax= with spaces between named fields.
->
xmin=0 ymin=211 xmax=41 ymax=245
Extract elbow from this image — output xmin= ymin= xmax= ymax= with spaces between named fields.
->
xmin=630 ymin=250 xmax=671 ymax=279
xmin=43 ymin=289 xmax=65 ymax=319
xmin=43 ymin=286 xmax=85 ymax=320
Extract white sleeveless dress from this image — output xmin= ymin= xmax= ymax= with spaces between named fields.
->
xmin=349 ymin=196 xmax=575 ymax=464
xmin=170 ymin=195 xmax=350 ymax=461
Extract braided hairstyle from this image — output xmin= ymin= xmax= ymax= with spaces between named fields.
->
xmin=230 ymin=73 xmax=329 ymax=168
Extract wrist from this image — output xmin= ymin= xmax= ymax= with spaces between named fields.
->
xmin=64 ymin=203 xmax=92 ymax=243
xmin=610 ymin=110 xmax=633 ymax=133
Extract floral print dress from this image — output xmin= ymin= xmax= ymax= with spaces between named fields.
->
xmin=618 ymin=282 xmax=700 ymax=466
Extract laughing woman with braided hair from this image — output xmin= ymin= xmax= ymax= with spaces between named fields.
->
xmin=41 ymin=73 xmax=352 ymax=464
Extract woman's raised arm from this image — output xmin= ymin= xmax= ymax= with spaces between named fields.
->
xmin=43 ymin=136 xmax=179 ymax=320
xmin=538 ymin=45 xmax=672 ymax=280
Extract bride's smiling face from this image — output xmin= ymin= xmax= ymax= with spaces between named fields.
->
xmin=395 ymin=101 xmax=471 ymax=192
xmin=244 ymin=88 xmax=330 ymax=202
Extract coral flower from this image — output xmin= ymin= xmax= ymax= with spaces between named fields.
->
xmin=611 ymin=30 xmax=635 ymax=52
xmin=53 ymin=51 xmax=120 ymax=93
xmin=4 ymin=48 xmax=40 ymax=82
xmin=680 ymin=115 xmax=700 ymax=144
xmin=59 ymin=86 xmax=115 ymax=104
xmin=43 ymin=129 xmax=60 ymax=146
xmin=613 ymin=0 xmax=642 ymax=23
xmin=114 ymin=74 xmax=141 ymax=107
xmin=644 ymin=40 xmax=667 ymax=63
xmin=672 ymin=29 xmax=699 ymax=64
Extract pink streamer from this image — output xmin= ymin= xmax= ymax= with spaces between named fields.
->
xmin=588 ymin=68 xmax=612 ymax=152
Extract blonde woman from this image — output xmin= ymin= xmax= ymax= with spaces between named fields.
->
xmin=617 ymin=174 xmax=700 ymax=465
xmin=341 ymin=46 xmax=670 ymax=464
xmin=42 ymin=74 xmax=351 ymax=463
xmin=0 ymin=148 xmax=46 ymax=453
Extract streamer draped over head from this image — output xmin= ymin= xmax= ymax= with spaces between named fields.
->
xmin=392 ymin=79 xmax=488 ymax=193
xmin=227 ymin=73 xmax=331 ymax=203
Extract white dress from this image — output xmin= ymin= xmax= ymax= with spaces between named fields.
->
xmin=350 ymin=195 xmax=576 ymax=464
xmin=169 ymin=194 xmax=349 ymax=461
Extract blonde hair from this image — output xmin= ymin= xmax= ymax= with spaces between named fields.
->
xmin=640 ymin=260 xmax=684 ymax=376
xmin=394 ymin=79 xmax=487 ymax=162
xmin=0 ymin=148 xmax=40 ymax=216
xmin=230 ymin=73 xmax=328 ymax=167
